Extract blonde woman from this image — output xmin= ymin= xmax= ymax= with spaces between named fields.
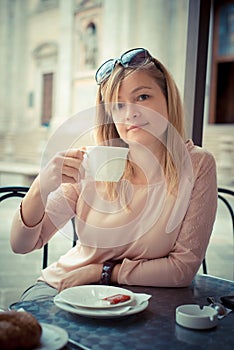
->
xmin=11 ymin=48 xmax=217 ymax=301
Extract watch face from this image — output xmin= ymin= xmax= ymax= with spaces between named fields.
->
xmin=104 ymin=262 xmax=114 ymax=271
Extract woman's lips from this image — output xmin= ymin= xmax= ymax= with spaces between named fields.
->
xmin=127 ymin=123 xmax=149 ymax=132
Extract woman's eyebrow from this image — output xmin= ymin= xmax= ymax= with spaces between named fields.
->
xmin=130 ymin=86 xmax=152 ymax=95
xmin=118 ymin=86 xmax=152 ymax=100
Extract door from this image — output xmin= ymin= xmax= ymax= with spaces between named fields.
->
xmin=41 ymin=73 xmax=53 ymax=126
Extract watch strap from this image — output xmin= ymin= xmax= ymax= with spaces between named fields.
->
xmin=99 ymin=261 xmax=117 ymax=285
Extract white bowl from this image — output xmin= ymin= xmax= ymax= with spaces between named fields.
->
xmin=176 ymin=304 xmax=218 ymax=330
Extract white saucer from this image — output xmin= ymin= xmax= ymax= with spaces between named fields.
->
xmin=36 ymin=323 xmax=68 ymax=350
xmin=57 ymin=285 xmax=134 ymax=309
xmin=54 ymin=297 xmax=149 ymax=319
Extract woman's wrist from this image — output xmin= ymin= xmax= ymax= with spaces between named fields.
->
xmin=111 ymin=264 xmax=121 ymax=283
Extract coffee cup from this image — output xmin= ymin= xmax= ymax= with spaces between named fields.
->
xmin=84 ymin=146 xmax=129 ymax=182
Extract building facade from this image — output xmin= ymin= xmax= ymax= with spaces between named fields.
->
xmin=0 ymin=0 xmax=233 ymax=184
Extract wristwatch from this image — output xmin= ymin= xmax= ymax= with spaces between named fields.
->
xmin=99 ymin=261 xmax=117 ymax=285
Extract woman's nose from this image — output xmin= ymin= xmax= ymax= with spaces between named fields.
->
xmin=125 ymin=104 xmax=141 ymax=121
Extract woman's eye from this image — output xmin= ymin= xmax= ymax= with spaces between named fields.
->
xmin=113 ymin=102 xmax=125 ymax=111
xmin=138 ymin=94 xmax=149 ymax=101
xmin=117 ymin=102 xmax=125 ymax=109
xmin=112 ymin=102 xmax=126 ymax=121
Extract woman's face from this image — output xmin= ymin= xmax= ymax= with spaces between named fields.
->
xmin=111 ymin=69 xmax=169 ymax=149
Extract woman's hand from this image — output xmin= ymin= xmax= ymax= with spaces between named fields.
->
xmin=40 ymin=149 xmax=85 ymax=197
xmin=15 ymin=148 xmax=85 ymax=231
xmin=58 ymin=264 xmax=103 ymax=292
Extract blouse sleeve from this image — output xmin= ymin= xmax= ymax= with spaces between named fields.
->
xmin=10 ymin=183 xmax=79 ymax=253
xmin=118 ymin=151 xmax=218 ymax=287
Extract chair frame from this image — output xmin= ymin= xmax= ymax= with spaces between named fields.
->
xmin=0 ymin=186 xmax=76 ymax=269
xmin=202 ymin=187 xmax=234 ymax=275
xmin=0 ymin=186 xmax=29 ymax=201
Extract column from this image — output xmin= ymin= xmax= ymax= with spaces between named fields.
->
xmin=53 ymin=0 xmax=74 ymax=128
xmin=0 ymin=0 xmax=27 ymax=158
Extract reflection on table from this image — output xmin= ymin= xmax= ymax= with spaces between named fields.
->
xmin=10 ymin=274 xmax=234 ymax=350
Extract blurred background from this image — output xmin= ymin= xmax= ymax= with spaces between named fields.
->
xmin=0 ymin=0 xmax=234 ymax=184
xmin=0 ymin=0 xmax=233 ymax=306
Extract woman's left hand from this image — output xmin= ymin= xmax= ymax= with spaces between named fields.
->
xmin=58 ymin=264 xmax=103 ymax=292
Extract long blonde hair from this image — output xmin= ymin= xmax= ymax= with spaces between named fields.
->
xmin=95 ymin=57 xmax=186 ymax=198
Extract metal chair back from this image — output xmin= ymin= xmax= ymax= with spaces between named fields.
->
xmin=0 ymin=186 xmax=77 ymax=269
xmin=202 ymin=187 xmax=234 ymax=275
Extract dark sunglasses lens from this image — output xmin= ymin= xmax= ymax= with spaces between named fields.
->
xmin=96 ymin=59 xmax=115 ymax=83
xmin=121 ymin=49 xmax=147 ymax=67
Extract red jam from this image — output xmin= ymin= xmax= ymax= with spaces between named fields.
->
xmin=103 ymin=294 xmax=131 ymax=305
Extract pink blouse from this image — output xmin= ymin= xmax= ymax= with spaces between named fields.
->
xmin=11 ymin=140 xmax=217 ymax=289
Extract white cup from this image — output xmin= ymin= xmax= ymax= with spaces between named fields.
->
xmin=85 ymin=146 xmax=129 ymax=182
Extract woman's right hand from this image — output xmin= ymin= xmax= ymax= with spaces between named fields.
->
xmin=18 ymin=148 xmax=85 ymax=229
xmin=39 ymin=148 xmax=85 ymax=197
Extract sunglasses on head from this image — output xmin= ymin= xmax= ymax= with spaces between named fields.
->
xmin=95 ymin=48 xmax=162 ymax=85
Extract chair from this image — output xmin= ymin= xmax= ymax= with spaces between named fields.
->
xmin=202 ymin=187 xmax=234 ymax=275
xmin=0 ymin=186 xmax=77 ymax=269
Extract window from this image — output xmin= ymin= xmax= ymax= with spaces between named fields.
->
xmin=209 ymin=0 xmax=234 ymax=124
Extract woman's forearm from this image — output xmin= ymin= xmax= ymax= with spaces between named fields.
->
xmin=21 ymin=176 xmax=48 ymax=227
xmin=10 ymin=176 xmax=51 ymax=253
